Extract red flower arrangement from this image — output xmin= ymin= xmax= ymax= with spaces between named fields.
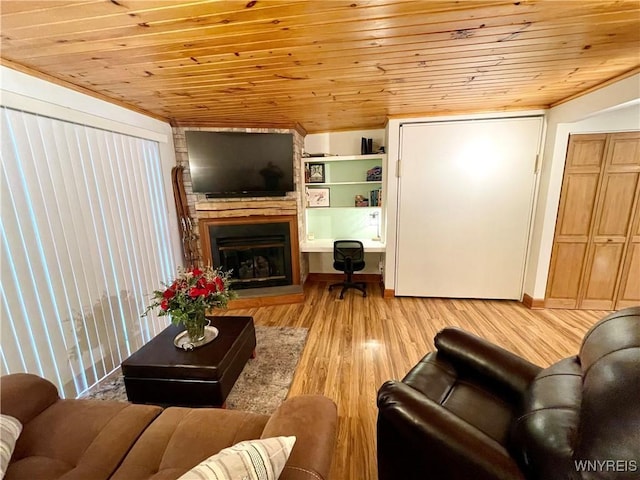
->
xmin=142 ymin=266 xmax=236 ymax=338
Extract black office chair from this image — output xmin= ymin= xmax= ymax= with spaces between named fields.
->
xmin=329 ymin=240 xmax=367 ymax=299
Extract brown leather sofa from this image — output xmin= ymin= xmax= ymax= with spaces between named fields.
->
xmin=377 ymin=306 xmax=640 ymax=480
xmin=1 ymin=373 xmax=337 ymax=480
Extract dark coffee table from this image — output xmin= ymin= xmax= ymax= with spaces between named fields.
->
xmin=121 ymin=315 xmax=256 ymax=407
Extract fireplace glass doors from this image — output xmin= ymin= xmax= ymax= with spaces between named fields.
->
xmin=208 ymin=222 xmax=292 ymax=290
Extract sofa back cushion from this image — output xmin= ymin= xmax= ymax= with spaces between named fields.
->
xmin=7 ymin=399 xmax=162 ymax=480
xmin=512 ymin=307 xmax=640 ymax=480
xmin=0 ymin=374 xmax=58 ymax=425
xmin=111 ymin=407 xmax=270 ymax=480
xmin=573 ymin=307 xmax=640 ymax=480
xmin=511 ymin=357 xmax=582 ymax=479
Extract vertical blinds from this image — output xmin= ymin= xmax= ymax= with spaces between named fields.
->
xmin=0 ymin=106 xmax=175 ymax=398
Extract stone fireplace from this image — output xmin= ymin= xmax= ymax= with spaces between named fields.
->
xmin=172 ymin=126 xmax=308 ymax=289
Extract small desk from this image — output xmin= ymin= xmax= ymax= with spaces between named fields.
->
xmin=300 ymin=239 xmax=386 ymax=253
xmin=121 ymin=316 xmax=256 ymax=407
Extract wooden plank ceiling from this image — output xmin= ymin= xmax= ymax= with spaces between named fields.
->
xmin=1 ymin=0 xmax=639 ymax=133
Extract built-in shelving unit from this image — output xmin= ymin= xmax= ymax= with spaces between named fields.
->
xmin=304 ymin=154 xmax=384 ymax=208
xmin=302 ymin=154 xmax=386 ymax=251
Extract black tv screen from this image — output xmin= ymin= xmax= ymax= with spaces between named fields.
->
xmin=185 ymin=131 xmax=294 ymax=197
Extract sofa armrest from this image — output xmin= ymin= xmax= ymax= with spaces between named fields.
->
xmin=0 ymin=373 xmax=59 ymax=425
xmin=261 ymin=395 xmax=337 ymax=480
xmin=377 ymin=381 xmax=525 ymax=480
xmin=435 ymin=328 xmax=541 ymax=397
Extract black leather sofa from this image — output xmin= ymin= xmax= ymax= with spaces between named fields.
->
xmin=377 ymin=306 xmax=640 ymax=480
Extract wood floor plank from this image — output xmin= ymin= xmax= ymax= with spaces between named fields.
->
xmin=219 ymin=281 xmax=612 ymax=480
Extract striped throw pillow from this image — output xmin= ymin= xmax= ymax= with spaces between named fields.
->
xmin=178 ymin=436 xmax=296 ymax=480
xmin=0 ymin=414 xmax=22 ymax=479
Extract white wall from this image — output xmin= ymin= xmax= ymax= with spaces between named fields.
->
xmin=0 ymin=66 xmax=181 ymax=261
xmin=305 ymin=128 xmax=386 ymax=156
xmin=524 ymin=74 xmax=640 ymax=299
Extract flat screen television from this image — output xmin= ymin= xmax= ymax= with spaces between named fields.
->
xmin=185 ymin=131 xmax=295 ymax=198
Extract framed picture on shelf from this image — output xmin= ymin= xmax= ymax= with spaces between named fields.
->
xmin=308 ymin=163 xmax=325 ymax=183
xmin=306 ymin=187 xmax=330 ymax=207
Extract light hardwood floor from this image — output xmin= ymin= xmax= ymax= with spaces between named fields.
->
xmin=221 ymin=281 xmax=611 ymax=480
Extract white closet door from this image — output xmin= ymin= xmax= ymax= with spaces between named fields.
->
xmin=395 ymin=117 xmax=542 ymax=299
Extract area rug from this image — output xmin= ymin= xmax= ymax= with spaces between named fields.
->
xmin=81 ymin=326 xmax=308 ymax=415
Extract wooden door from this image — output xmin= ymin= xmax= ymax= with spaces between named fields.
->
xmin=546 ymin=131 xmax=640 ymax=309
xmin=581 ymin=133 xmax=640 ymax=309
xmin=613 ymin=133 xmax=640 ymax=309
xmin=545 ymin=134 xmax=607 ymax=308
xmin=617 ymin=203 xmax=640 ymax=308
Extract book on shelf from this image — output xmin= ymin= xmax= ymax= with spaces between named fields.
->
xmin=369 ymin=188 xmax=382 ymax=207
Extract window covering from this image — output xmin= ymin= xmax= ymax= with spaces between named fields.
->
xmin=0 ymin=106 xmax=175 ymax=398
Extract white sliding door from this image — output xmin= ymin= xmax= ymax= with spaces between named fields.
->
xmin=395 ymin=117 xmax=542 ymax=299
xmin=1 ymin=107 xmax=176 ymax=398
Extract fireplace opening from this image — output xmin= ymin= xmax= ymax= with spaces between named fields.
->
xmin=208 ymin=222 xmax=292 ymax=290
xmin=219 ymin=236 xmax=287 ymax=287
